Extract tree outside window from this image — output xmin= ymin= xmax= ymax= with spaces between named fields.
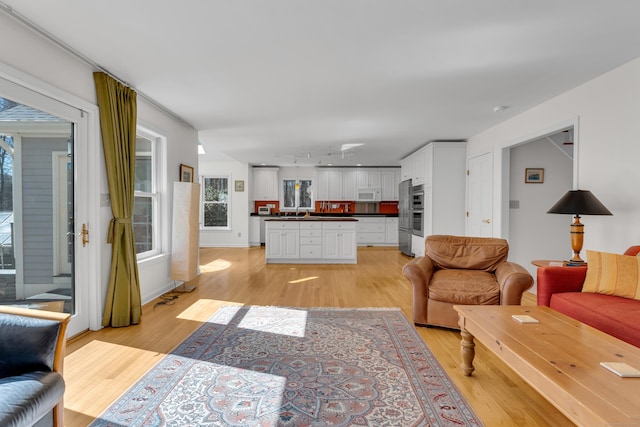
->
xmin=282 ymin=179 xmax=313 ymax=210
xmin=203 ymin=176 xmax=229 ymax=227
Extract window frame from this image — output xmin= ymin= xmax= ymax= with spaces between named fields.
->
xmin=133 ymin=128 xmax=163 ymax=260
xmin=201 ymin=174 xmax=231 ymax=230
xmin=280 ymin=178 xmax=314 ymax=212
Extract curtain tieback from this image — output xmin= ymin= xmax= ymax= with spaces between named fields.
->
xmin=108 ymin=217 xmax=133 ymax=243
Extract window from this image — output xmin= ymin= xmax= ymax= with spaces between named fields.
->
xmin=202 ymin=175 xmax=230 ymax=228
xmin=133 ymin=133 xmax=161 ymax=257
xmin=282 ymin=179 xmax=313 ymax=210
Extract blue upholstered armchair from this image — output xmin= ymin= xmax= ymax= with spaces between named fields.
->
xmin=0 ymin=306 xmax=70 ymax=427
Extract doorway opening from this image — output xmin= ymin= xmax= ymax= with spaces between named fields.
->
xmin=507 ymin=124 xmax=577 ymax=282
xmin=0 ymin=97 xmax=75 ymax=314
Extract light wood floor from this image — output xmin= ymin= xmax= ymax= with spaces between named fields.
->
xmin=63 ymin=246 xmax=574 ymax=426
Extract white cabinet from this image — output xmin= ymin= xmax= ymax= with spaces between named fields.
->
xmin=385 ymin=217 xmax=398 ymax=244
xmin=317 ymin=169 xmax=350 ymax=200
xmin=317 ymin=168 xmax=397 ymax=201
xmin=252 ymin=167 xmax=279 ymax=200
xmin=316 ymin=170 xmax=329 ymax=200
xmin=400 ymin=157 xmax=412 ymax=182
xmin=409 ymin=142 xmax=467 ymax=255
xmin=265 ymin=222 xmax=299 ymax=259
xmin=411 ymin=148 xmax=426 ymax=185
xmin=249 ymin=216 xmax=261 ymax=246
xmin=355 ymin=217 xmax=386 ymax=246
xmin=394 ymin=170 xmax=401 ymax=199
xmin=357 ymin=169 xmax=381 ymax=188
xmin=328 ymin=170 xmax=342 ymax=200
xmin=300 ymin=222 xmax=322 ymax=259
xmin=381 ymin=169 xmax=400 ymax=201
xmin=323 ymin=222 xmax=357 ymax=260
xmin=265 ymin=220 xmax=356 ymax=263
xmin=423 ymin=144 xmax=434 ymax=188
xmin=342 ymin=169 xmax=357 ymax=200
xmin=368 ymin=170 xmax=381 ymax=188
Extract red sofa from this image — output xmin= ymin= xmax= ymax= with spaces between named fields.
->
xmin=536 ymin=246 xmax=640 ymax=348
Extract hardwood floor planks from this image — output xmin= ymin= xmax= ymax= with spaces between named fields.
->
xmin=63 ymin=246 xmax=573 ymax=426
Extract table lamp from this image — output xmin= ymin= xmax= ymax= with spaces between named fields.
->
xmin=547 ymin=190 xmax=612 ymax=264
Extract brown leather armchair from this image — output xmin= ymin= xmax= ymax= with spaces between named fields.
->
xmin=403 ymin=235 xmax=533 ymax=329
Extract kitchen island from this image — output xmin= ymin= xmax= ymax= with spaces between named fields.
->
xmin=265 ymin=217 xmax=358 ymax=264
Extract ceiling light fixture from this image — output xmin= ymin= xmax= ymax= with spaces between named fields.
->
xmin=493 ymin=105 xmax=509 ymax=113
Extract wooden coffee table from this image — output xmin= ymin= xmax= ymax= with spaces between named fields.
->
xmin=454 ymin=305 xmax=640 ymax=427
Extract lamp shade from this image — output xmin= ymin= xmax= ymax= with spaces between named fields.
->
xmin=547 ymin=190 xmax=612 ymax=215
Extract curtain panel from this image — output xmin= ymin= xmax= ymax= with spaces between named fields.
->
xmin=94 ymin=72 xmax=141 ymax=327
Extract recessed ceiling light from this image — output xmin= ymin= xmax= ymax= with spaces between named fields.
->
xmin=356 ymin=163 xmax=362 ymax=167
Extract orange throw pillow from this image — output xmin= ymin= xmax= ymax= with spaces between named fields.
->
xmin=582 ymin=250 xmax=640 ymax=300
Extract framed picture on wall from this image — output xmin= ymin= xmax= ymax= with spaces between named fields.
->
xmin=234 ymin=180 xmax=245 ymax=192
xmin=525 ymin=168 xmax=544 ymax=183
xmin=180 ymin=164 xmax=194 ymax=182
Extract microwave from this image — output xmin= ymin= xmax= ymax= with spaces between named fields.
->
xmin=258 ymin=206 xmax=271 ymax=215
xmin=356 ymin=187 xmax=381 ymax=202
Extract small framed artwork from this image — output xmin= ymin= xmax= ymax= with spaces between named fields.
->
xmin=180 ymin=164 xmax=194 ymax=182
xmin=234 ymin=180 xmax=245 ymax=192
xmin=525 ymin=168 xmax=544 ymax=183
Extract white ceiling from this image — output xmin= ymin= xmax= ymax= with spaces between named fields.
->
xmin=5 ymin=1 xmax=640 ymax=167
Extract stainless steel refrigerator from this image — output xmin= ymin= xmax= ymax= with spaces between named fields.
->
xmin=398 ymin=179 xmax=413 ymax=256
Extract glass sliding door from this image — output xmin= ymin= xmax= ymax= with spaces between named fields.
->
xmin=0 ymin=97 xmax=74 ymax=314
xmin=0 ymin=79 xmax=90 ymax=335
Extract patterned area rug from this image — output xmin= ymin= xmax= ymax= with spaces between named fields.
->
xmin=91 ymin=306 xmax=483 ymax=426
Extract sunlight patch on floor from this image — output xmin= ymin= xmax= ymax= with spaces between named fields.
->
xmin=200 ymin=258 xmax=232 ymax=273
xmin=237 ymin=306 xmax=308 ymax=337
xmin=288 ymin=276 xmax=319 ymax=284
xmin=177 ymin=299 xmax=243 ymax=322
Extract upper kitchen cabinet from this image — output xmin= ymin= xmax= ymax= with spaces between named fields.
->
xmin=317 ymin=169 xmax=343 ymax=200
xmin=356 ymin=169 xmax=381 ymax=188
xmin=399 ymin=157 xmax=412 ymax=182
xmin=252 ymin=167 xmax=279 ymax=200
xmin=381 ymin=169 xmax=400 ymax=201
xmin=317 ymin=168 xmax=357 ymax=201
xmin=411 ymin=147 xmax=427 ymax=185
xmin=316 ymin=169 xmax=329 ymax=200
xmin=342 ymin=169 xmax=357 ymax=201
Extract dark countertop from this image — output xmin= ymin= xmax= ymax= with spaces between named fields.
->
xmin=251 ymin=213 xmax=398 ymax=218
xmin=265 ymin=217 xmax=359 ymax=222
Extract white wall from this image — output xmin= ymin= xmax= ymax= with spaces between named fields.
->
xmin=508 ymin=138 xmax=573 ymax=280
xmin=199 ymin=157 xmax=251 ymax=247
xmin=1 ymin=12 xmax=198 ymax=327
xmin=467 ymin=57 xmax=640 ymax=256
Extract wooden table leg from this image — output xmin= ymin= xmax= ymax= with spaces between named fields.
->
xmin=460 ymin=328 xmax=475 ymax=376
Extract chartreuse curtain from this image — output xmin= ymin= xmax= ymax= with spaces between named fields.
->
xmin=94 ymin=72 xmax=141 ymax=327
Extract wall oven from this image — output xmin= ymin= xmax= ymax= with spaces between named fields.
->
xmin=411 ymin=185 xmax=424 ymax=236
xmin=412 ymin=185 xmax=424 ymax=210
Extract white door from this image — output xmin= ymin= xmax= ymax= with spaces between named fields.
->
xmin=0 ymin=76 xmax=93 ymax=337
xmin=467 ymin=152 xmax=493 ymax=237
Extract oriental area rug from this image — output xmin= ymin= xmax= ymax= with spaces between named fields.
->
xmin=91 ymin=306 xmax=484 ymax=426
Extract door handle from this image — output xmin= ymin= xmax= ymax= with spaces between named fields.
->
xmin=81 ymin=223 xmax=89 ymax=246
xmin=481 ymin=219 xmax=491 ymax=224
